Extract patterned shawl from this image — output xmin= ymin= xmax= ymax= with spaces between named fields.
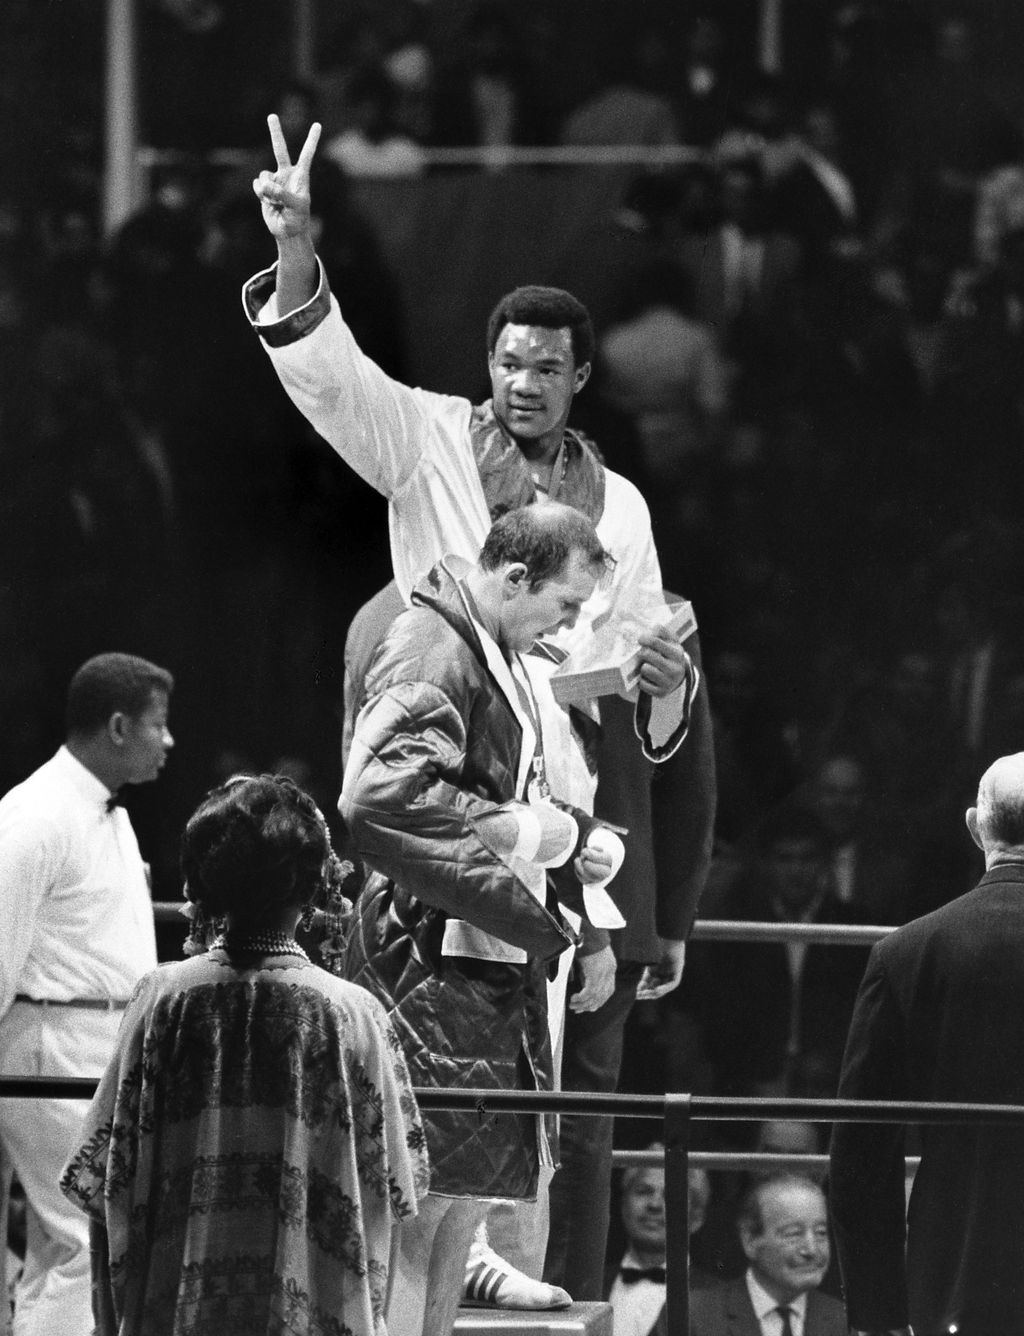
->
xmin=61 ymin=953 xmax=429 ymax=1336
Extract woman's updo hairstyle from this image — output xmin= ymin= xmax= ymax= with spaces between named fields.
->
xmin=182 ymin=774 xmax=331 ymax=923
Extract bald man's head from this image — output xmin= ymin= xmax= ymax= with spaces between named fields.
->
xmin=967 ymin=753 xmax=1024 ymax=859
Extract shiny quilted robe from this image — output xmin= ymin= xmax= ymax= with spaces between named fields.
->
xmin=341 ymin=559 xmax=593 ymax=1197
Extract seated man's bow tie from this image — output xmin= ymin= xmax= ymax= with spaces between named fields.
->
xmin=619 ymin=1266 xmax=666 ymax=1285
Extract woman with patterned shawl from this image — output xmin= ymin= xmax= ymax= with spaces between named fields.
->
xmin=60 ymin=774 xmax=430 ymax=1336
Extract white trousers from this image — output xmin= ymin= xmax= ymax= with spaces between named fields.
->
xmin=0 ymin=1002 xmax=120 ymax=1336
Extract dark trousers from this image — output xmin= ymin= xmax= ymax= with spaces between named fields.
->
xmin=543 ymin=960 xmax=644 ymax=1299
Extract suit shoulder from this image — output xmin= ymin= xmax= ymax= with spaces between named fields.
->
xmin=807 ymin=1288 xmax=848 ymax=1334
xmin=875 ymin=886 xmax=984 ymax=960
xmin=688 ymin=1277 xmax=742 ymax=1318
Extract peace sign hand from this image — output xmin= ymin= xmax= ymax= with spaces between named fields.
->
xmin=252 ymin=113 xmax=321 ymax=241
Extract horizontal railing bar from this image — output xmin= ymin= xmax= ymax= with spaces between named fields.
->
xmin=7 ymin=1075 xmax=1019 ymax=1126
xmin=611 ymin=1149 xmax=922 ymax=1172
xmin=689 ymin=920 xmax=892 ymax=944
xmin=0 ymin=1078 xmax=98 ymax=1099
xmin=411 ymin=1089 xmax=1024 ymax=1124
xmin=150 ymin=903 xmax=894 ymax=945
xmin=137 ymin=144 xmax=706 ymax=170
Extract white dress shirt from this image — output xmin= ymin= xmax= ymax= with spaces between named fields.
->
xmin=746 ymin=1270 xmax=809 ymax=1336
xmin=609 ymin=1249 xmax=667 ymax=1336
xmin=0 ymin=747 xmax=158 ymax=1017
xmin=721 ymin=224 xmax=765 ymax=315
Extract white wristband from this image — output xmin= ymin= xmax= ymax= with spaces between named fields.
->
xmin=510 ymin=806 xmax=543 ymax=863
xmin=536 ymin=812 xmax=578 ymax=868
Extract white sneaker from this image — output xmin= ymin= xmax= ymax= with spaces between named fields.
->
xmin=463 ymin=1243 xmax=572 ymax=1310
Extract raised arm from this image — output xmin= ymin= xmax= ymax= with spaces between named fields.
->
xmin=252 ymin=113 xmax=321 ymax=316
xmin=244 ymin=115 xmax=485 ymax=559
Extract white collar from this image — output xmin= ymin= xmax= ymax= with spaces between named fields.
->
xmin=56 ymin=745 xmax=117 ymax=809
xmin=620 ymin=1246 xmax=666 ymax=1273
xmin=746 ymin=1269 xmax=808 ymax=1322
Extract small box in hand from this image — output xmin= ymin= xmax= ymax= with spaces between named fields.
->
xmin=549 ymin=600 xmax=697 ymax=706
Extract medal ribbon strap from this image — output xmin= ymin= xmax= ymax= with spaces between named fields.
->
xmin=510 ymin=654 xmax=549 ymax=801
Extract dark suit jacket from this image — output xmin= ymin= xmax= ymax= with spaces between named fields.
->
xmin=830 ymin=862 xmax=1024 ymax=1334
xmin=691 ymin=881 xmax=870 ymax=1097
xmin=594 ymin=613 xmax=715 ymax=961
xmin=671 ymin=230 xmax=802 ymax=342
xmin=659 ymin=1275 xmax=846 ymax=1336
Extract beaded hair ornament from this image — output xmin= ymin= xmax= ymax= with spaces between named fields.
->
xmin=180 ymin=774 xmax=357 ymax=958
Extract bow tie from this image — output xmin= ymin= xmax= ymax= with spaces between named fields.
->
xmin=105 ymin=791 xmax=125 ymax=813
xmin=619 ymin=1265 xmax=666 ymax=1285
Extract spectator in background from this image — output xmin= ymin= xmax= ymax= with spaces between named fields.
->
xmin=431 ymin=2 xmax=523 ymax=165
xmin=313 ymin=11 xmax=390 ymax=142
xmin=703 ymin=644 xmax=803 ymax=858
xmin=973 ymin=129 xmax=1024 ymax=268
xmin=823 ymin=642 xmax=967 ymax=855
xmin=0 ymin=322 xmax=180 ymax=666
xmin=671 ymin=155 xmax=804 ymax=425
xmin=687 ymin=1120 xmax=828 ymax=1289
xmin=713 ymin=70 xmax=794 ymax=175
xmin=323 ymin=65 xmax=426 ymax=178
xmin=674 ymin=16 xmax=730 ymax=148
xmin=880 ymin=11 xmax=1017 ymax=268
xmin=905 ymin=531 xmax=1024 ymax=816
xmin=771 ymin=100 xmax=861 ymax=283
xmin=754 ymin=1120 xmax=825 ymax=1180
xmin=681 ymin=1175 xmax=846 ymax=1336
xmin=0 ymin=653 xmax=173 ymax=1336
xmin=514 ymin=5 xmax=573 ymax=148
xmin=931 ymin=220 xmax=1024 ymax=518
xmin=605 ymin=1152 xmax=713 ymax=1336
xmin=802 ymin=752 xmax=913 ymax=923
xmin=378 ymin=0 xmax=435 ymax=145
xmin=597 ymin=259 xmax=729 ymax=493
xmin=61 ymin=773 xmax=428 ymax=1336
xmin=559 ymin=27 xmax=680 ymax=149
xmin=867 ymin=230 xmax=956 ymax=408
xmin=816 ymin=0 xmax=903 ymax=229
xmin=687 ymin=804 xmax=869 ymax=1099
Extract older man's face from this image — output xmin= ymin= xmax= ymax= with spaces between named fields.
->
xmin=742 ymin=1182 xmax=830 ymax=1304
xmin=621 ymin=1167 xmax=666 ymax=1254
xmin=765 ymin=837 xmax=824 ymax=916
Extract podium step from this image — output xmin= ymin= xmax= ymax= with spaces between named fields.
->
xmin=454 ymin=1301 xmax=612 ymax=1336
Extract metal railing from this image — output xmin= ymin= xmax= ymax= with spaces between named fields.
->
xmin=0 ymin=912 xmax=905 ymax=1334
xmin=138 ymin=144 xmax=706 ymax=173
xmin=153 ymin=902 xmax=897 ymax=946
xmin=2 ymin=1076 xmax=1021 ymax=1334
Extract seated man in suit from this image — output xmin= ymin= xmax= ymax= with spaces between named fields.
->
xmin=686 ymin=1174 xmax=846 ymax=1336
xmin=606 ymin=1148 xmax=712 ymax=1336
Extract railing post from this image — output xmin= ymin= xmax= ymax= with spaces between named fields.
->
xmin=663 ymin=1092 xmax=692 ymax=1336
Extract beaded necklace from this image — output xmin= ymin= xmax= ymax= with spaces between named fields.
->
xmin=212 ymin=930 xmax=309 ymax=962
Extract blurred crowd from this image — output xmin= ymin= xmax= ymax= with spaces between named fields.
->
xmin=6 ymin=0 xmax=1024 ymax=1166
